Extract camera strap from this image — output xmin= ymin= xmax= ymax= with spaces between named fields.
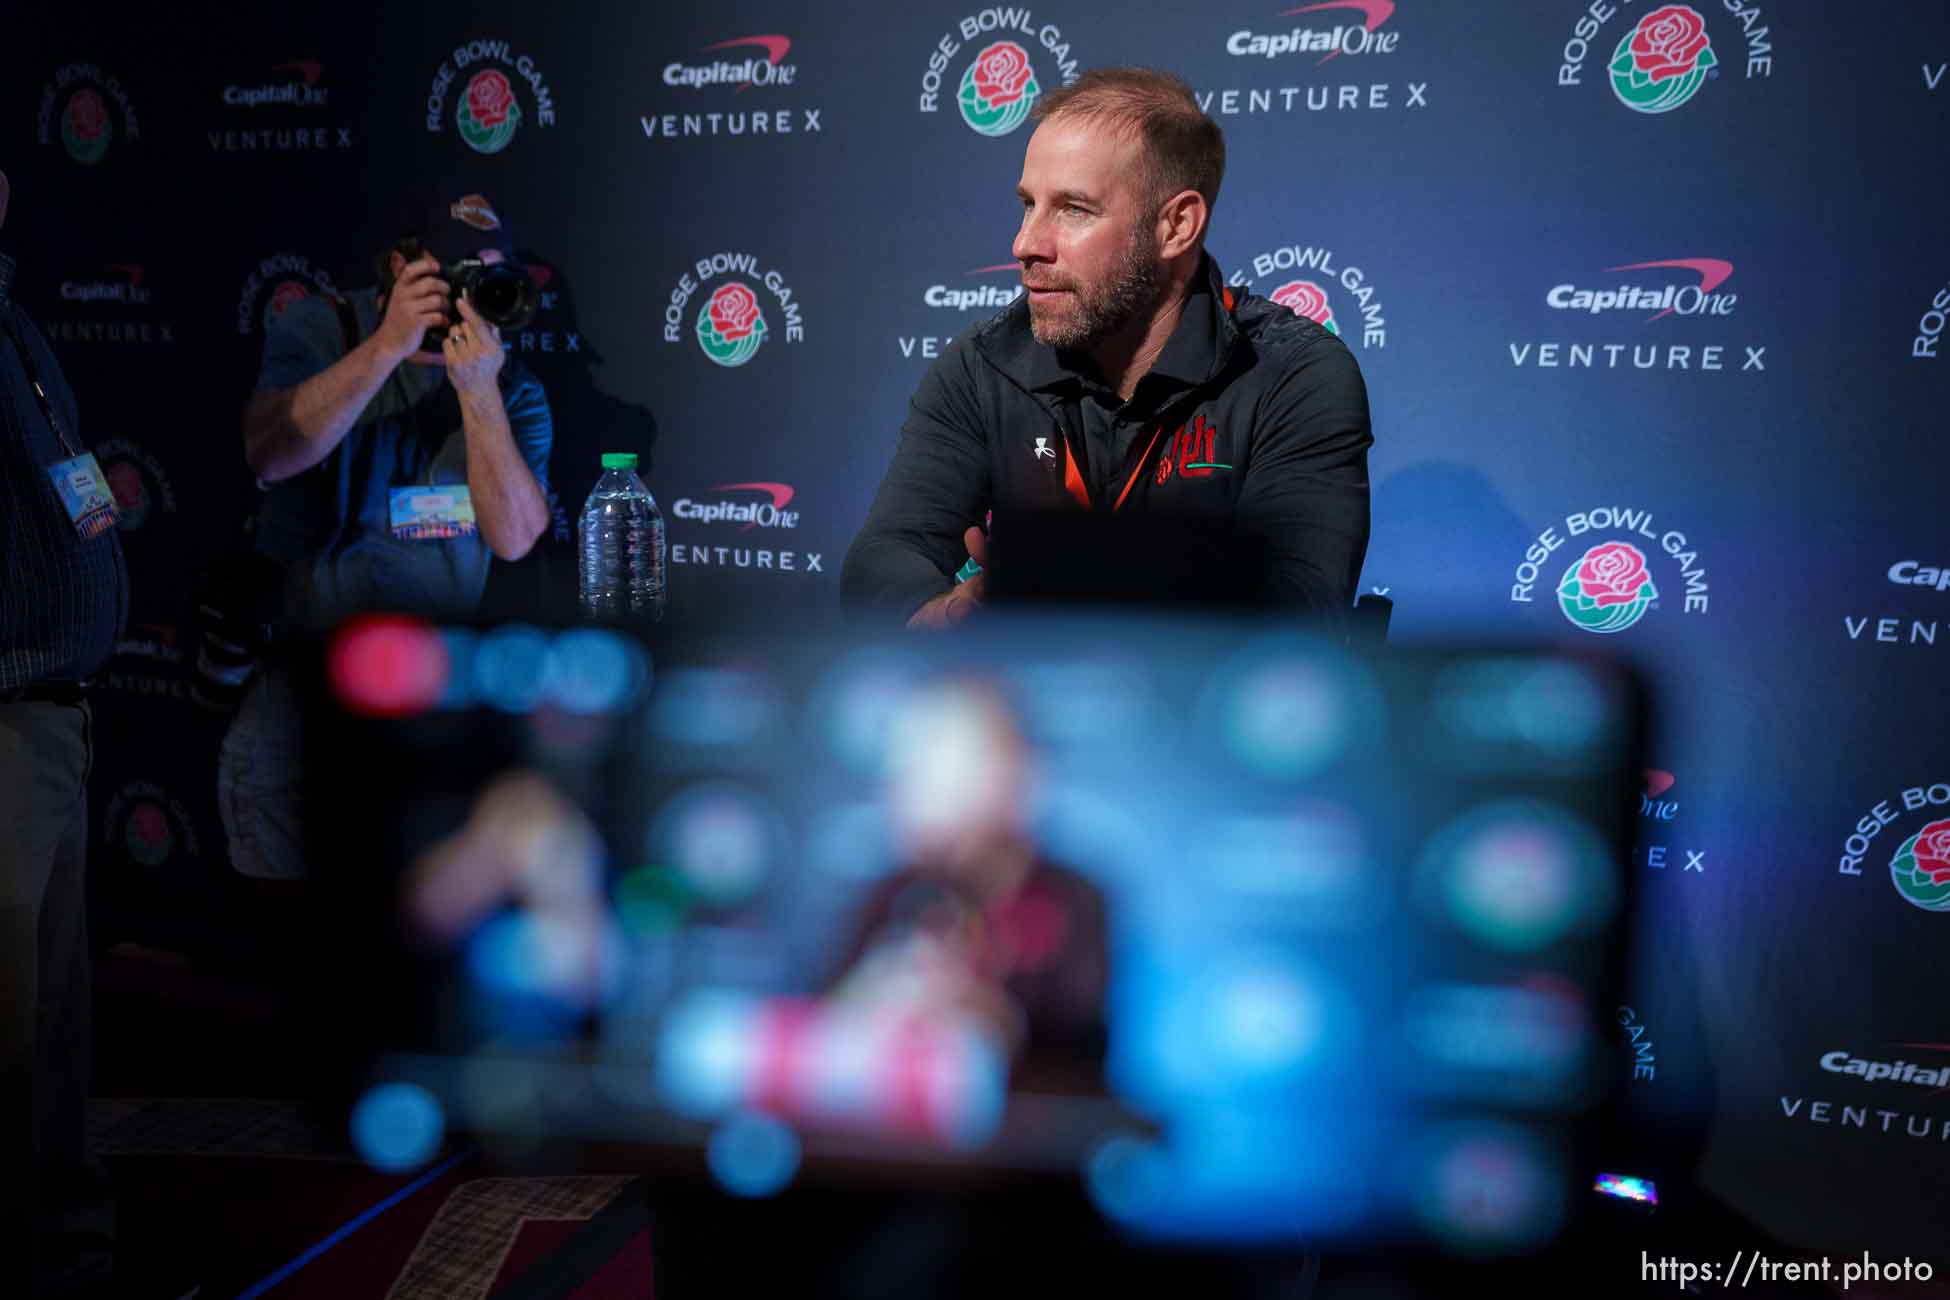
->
xmin=328 ymin=293 xmax=361 ymax=353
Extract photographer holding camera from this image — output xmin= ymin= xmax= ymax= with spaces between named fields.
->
xmin=222 ymin=188 xmax=552 ymax=880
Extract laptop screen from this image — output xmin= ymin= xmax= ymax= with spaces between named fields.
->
xmin=302 ymin=609 xmax=1644 ymax=1259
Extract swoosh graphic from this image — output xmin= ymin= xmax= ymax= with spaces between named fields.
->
xmin=1603 ymin=258 xmax=1735 ymax=323
xmin=703 ymin=34 xmax=791 ymax=92
xmin=274 ymin=60 xmax=324 ymax=86
xmin=714 ymin=481 xmax=795 ymax=510
xmin=1278 ymin=0 xmax=1396 ymax=63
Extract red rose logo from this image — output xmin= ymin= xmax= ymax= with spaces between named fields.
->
xmin=268 ymin=280 xmax=311 ymax=320
xmin=1576 ymin=542 xmax=1653 ymax=609
xmin=1629 ymin=5 xmax=1711 ymax=84
xmin=708 ymin=284 xmax=762 ymax=343
xmin=106 ymin=462 xmax=146 ymax=512
xmin=972 ymin=42 xmax=1034 ymax=109
xmin=1271 ymin=280 xmax=1333 ymax=324
xmin=1912 ymin=818 xmax=1950 ymax=886
xmin=130 ymin=803 xmax=169 ymax=849
xmin=465 ymin=70 xmax=517 ymax=130
xmin=67 ymin=88 xmax=108 ymax=141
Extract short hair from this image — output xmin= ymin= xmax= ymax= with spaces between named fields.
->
xmin=1032 ymin=68 xmax=1225 ymax=220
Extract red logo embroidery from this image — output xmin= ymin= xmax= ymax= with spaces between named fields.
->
xmin=1156 ymin=456 xmax=1172 ymax=485
xmin=1169 ymin=414 xmax=1222 ymax=481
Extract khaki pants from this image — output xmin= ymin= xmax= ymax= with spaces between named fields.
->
xmin=217 ymin=661 xmax=310 ymax=881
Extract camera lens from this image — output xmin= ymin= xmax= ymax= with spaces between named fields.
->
xmin=470 ymin=264 xmax=538 ymax=332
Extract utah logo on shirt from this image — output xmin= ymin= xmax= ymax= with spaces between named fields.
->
xmin=1156 ymin=413 xmax=1229 ymax=485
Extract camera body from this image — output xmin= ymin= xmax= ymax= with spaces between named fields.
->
xmin=424 ymin=257 xmax=538 ymax=348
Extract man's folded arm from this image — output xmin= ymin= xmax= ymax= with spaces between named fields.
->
xmin=1234 ymin=335 xmax=1373 ymax=619
xmin=841 ymin=344 xmax=991 ymax=620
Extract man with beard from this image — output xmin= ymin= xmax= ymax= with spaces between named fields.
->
xmin=841 ymin=68 xmax=1372 ymax=627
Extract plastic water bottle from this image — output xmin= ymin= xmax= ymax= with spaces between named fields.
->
xmin=578 ymin=452 xmax=665 ymax=623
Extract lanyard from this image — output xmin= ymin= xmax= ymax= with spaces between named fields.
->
xmin=3 ymin=321 xmax=81 ymax=458
xmin=1061 ymin=423 xmax=1164 ymax=512
xmin=1055 ymin=285 xmax=1240 ymax=513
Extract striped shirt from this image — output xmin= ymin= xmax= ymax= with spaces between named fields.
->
xmin=0 ymin=248 xmax=128 ymax=690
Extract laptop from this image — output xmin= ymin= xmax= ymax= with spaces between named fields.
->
xmin=297 ymin=609 xmax=1647 ymax=1295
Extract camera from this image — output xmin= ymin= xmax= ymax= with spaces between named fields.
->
xmin=424 ymin=257 xmax=538 ymax=347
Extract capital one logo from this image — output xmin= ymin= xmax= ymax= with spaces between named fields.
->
xmin=1226 ymin=0 xmax=1400 ymax=63
xmin=1547 ymin=258 xmax=1736 ymax=321
xmin=665 ymin=35 xmax=797 ymax=91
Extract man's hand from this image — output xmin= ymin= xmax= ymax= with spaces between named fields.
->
xmin=907 ymin=525 xmax=990 ymax=629
xmin=374 ymin=255 xmax=451 ymax=366
xmin=442 ymin=297 xmax=505 ymax=398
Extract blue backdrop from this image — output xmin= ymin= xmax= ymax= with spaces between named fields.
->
xmin=4 ymin=0 xmax=1945 ymax=1254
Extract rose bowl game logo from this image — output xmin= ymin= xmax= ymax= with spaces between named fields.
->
xmin=1890 ymin=819 xmax=1950 ymax=912
xmin=425 ymin=40 xmax=557 ymax=154
xmin=1914 ymin=282 xmax=1949 ymax=360
xmin=961 ymin=41 xmax=1040 ymax=136
xmin=1610 ymin=5 xmax=1716 ymax=114
xmin=664 ymin=253 xmax=805 ymax=365
xmin=1511 ymin=507 xmax=1708 ymax=632
xmin=263 ymin=279 xmax=313 ymax=331
xmin=104 ymin=781 xmax=199 ymax=871
xmin=38 ymin=65 xmax=140 ymax=165
xmin=64 ymin=87 xmax=112 ymax=163
xmin=125 ymin=799 xmax=174 ymax=866
xmin=1557 ymin=541 xmax=1657 ymax=634
xmin=1558 ymin=1 xmax=1773 ymax=110
xmin=696 ymin=283 xmax=768 ymax=367
xmin=1840 ymin=785 xmax=1950 ymax=913
xmin=93 ymin=439 xmax=177 ymax=533
xmin=1269 ymin=280 xmax=1339 ymax=335
xmin=236 ymin=254 xmax=338 ymax=337
xmin=919 ymin=10 xmax=1082 ymax=137
xmin=458 ymin=68 xmax=521 ymax=153
xmin=1229 ymin=243 xmax=1388 ymax=348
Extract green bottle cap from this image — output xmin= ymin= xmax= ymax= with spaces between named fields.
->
xmin=601 ymin=453 xmax=639 ymax=470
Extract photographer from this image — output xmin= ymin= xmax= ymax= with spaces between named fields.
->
xmin=222 ymin=189 xmax=553 ymax=880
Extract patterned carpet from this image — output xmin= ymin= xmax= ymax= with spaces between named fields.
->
xmin=92 ymin=1099 xmax=652 ymax=1298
